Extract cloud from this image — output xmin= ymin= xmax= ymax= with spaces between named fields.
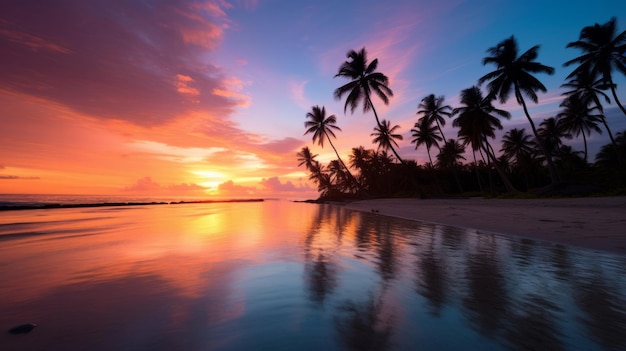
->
xmin=123 ymin=176 xmax=206 ymax=193
xmin=217 ymin=180 xmax=257 ymax=196
xmin=0 ymin=175 xmax=40 ymax=180
xmin=0 ymin=0 xmax=240 ymax=126
xmin=260 ymin=176 xmax=312 ymax=193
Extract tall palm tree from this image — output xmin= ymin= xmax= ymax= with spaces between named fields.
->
xmin=304 ymin=105 xmax=359 ymax=190
xmin=478 ymin=36 xmax=559 ymax=184
xmin=334 ymin=48 xmax=403 ymax=162
xmin=417 ymin=94 xmax=452 ymax=143
xmin=371 ymin=119 xmax=404 ymax=162
xmin=411 ymin=117 xmax=442 ymax=167
xmin=565 ymin=17 xmax=626 ymax=117
xmin=453 ymin=86 xmax=517 ymax=193
xmin=556 ymin=97 xmax=603 ymax=163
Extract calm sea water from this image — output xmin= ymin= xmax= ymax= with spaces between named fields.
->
xmin=1 ymin=200 xmax=625 ymax=351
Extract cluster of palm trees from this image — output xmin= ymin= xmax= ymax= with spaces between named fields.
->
xmin=298 ymin=18 xmax=626 ymax=199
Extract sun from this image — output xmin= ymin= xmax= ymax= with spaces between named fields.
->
xmin=191 ymin=170 xmax=228 ymax=191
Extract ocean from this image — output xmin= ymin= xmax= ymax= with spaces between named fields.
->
xmin=1 ymin=198 xmax=625 ymax=350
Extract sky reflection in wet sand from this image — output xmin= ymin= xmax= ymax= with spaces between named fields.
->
xmin=1 ymin=201 xmax=624 ymax=351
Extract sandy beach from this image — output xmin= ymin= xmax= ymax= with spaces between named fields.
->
xmin=342 ymin=196 xmax=626 ymax=256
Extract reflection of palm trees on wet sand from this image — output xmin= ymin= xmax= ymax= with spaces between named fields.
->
xmin=335 ymin=290 xmax=394 ymax=351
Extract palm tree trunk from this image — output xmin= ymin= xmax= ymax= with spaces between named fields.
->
xmin=325 ymin=131 xmax=361 ymax=191
xmin=426 ymin=148 xmax=442 ymax=191
xmin=366 ymin=94 xmax=404 ymax=164
xmin=582 ymin=132 xmax=588 ymax=163
xmin=436 ymin=122 xmax=447 ymax=144
xmin=516 ymin=89 xmax=561 ymax=184
xmin=472 ymin=150 xmax=484 ymax=193
xmin=609 ymin=77 xmax=626 ymax=117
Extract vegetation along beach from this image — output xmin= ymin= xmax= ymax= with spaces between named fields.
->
xmin=2 ymin=1 xmax=626 ymax=350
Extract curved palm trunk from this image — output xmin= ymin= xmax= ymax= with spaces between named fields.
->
xmin=609 ymin=77 xmax=626 ymax=117
xmin=325 ymin=131 xmax=361 ymax=192
xmin=516 ymin=88 xmax=560 ymax=184
xmin=483 ymin=138 xmax=518 ymax=193
xmin=366 ymin=94 xmax=405 ymax=164
xmin=435 ymin=121 xmax=447 ymax=144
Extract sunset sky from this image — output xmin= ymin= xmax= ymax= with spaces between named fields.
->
xmin=1 ymin=0 xmax=625 ymax=199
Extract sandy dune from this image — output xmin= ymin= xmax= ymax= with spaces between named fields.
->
xmin=341 ymin=197 xmax=626 ymax=255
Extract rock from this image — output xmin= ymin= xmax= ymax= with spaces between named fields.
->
xmin=8 ymin=323 xmax=37 ymax=334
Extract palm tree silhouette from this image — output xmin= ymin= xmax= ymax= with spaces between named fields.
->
xmin=437 ymin=139 xmax=466 ymax=193
xmin=334 ymin=48 xmax=403 ymax=163
xmin=501 ymin=128 xmax=535 ymax=166
xmin=297 ymin=146 xmax=328 ymax=191
xmin=537 ymin=117 xmax=572 ymax=157
xmin=565 ymin=17 xmax=626 ymax=117
xmin=478 ymin=36 xmax=559 ymax=184
xmin=304 ymin=105 xmax=360 ymax=191
xmin=411 ymin=117 xmax=442 ymax=168
xmin=371 ymin=119 xmax=404 ymax=162
xmin=453 ymin=86 xmax=517 ymax=193
xmin=556 ymin=97 xmax=603 ymax=163
xmin=562 ymin=69 xmax=621 ymax=165
xmin=417 ymin=94 xmax=452 ymax=143
xmin=297 ymin=146 xmax=319 ymax=171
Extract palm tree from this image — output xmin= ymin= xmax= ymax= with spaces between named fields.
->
xmin=417 ymin=94 xmax=452 ymax=143
xmin=304 ymin=105 xmax=359 ymax=190
xmin=556 ymin=97 xmax=603 ymax=163
xmin=500 ymin=128 xmax=534 ymax=166
xmin=349 ymin=146 xmax=373 ymax=187
xmin=297 ymin=146 xmax=318 ymax=171
xmin=411 ymin=117 xmax=442 ymax=167
xmin=537 ymin=117 xmax=572 ymax=156
xmin=453 ymin=86 xmax=518 ymax=193
xmin=334 ymin=48 xmax=403 ymax=162
xmin=595 ymin=130 xmax=626 ymax=168
xmin=371 ymin=119 xmax=404 ymax=162
xmin=479 ymin=36 xmax=559 ymax=184
xmin=437 ymin=139 xmax=466 ymax=193
xmin=562 ymin=69 xmax=621 ymax=165
xmin=565 ymin=17 xmax=626 ymax=117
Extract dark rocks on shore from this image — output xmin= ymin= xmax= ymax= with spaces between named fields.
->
xmin=8 ymin=323 xmax=37 ymax=334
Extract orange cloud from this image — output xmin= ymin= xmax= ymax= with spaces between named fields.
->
xmin=175 ymin=74 xmax=200 ymax=97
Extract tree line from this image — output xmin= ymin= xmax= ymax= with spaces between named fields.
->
xmin=297 ymin=18 xmax=626 ymax=200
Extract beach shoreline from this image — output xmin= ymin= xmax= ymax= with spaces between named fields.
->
xmin=338 ymin=196 xmax=626 ymax=256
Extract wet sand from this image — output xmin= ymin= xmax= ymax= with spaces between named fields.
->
xmin=341 ymin=197 xmax=626 ymax=256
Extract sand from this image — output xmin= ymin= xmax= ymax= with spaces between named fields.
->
xmin=341 ymin=196 xmax=626 ymax=256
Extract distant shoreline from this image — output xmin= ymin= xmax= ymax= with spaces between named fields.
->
xmin=337 ymin=196 xmax=626 ymax=256
xmin=0 ymin=198 xmax=264 ymax=211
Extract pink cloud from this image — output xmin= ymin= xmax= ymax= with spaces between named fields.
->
xmin=217 ymin=180 xmax=257 ymax=196
xmin=123 ymin=176 xmax=206 ymax=193
xmin=260 ymin=176 xmax=312 ymax=193
xmin=0 ymin=0 xmax=238 ymax=126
